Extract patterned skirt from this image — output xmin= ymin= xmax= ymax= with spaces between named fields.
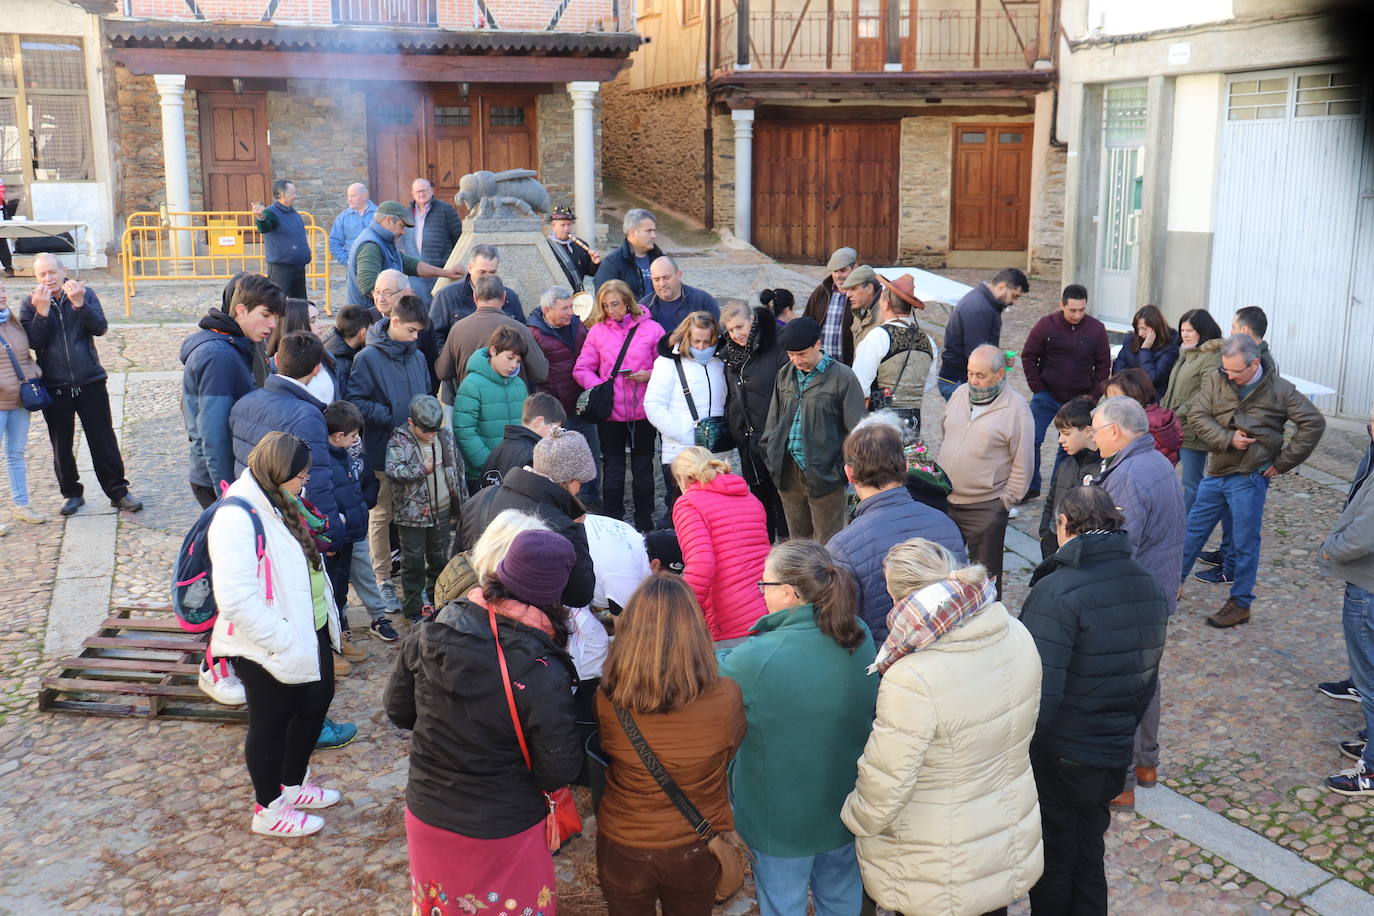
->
xmin=407 ymin=807 xmax=556 ymax=916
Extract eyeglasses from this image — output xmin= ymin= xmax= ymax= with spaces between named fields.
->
xmin=756 ymin=581 xmax=785 ymax=593
xmin=376 ymin=287 xmax=405 ymax=297
xmin=1090 ymin=422 xmax=1117 ymax=435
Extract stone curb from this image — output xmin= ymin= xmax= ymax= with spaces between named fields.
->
xmin=1136 ymin=785 xmax=1374 ymax=915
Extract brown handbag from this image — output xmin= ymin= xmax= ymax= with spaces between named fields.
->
xmin=613 ymin=706 xmax=747 ymax=903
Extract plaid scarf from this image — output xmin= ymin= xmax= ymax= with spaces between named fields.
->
xmin=870 ymin=577 xmax=997 ymax=675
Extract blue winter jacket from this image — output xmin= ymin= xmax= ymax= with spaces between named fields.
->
xmin=180 ymin=309 xmax=257 ymax=489
xmin=938 ymin=282 xmax=1005 ymax=386
xmin=229 ymin=375 xmax=342 ymax=542
xmin=327 ymin=442 xmax=369 ymax=543
xmin=827 ymin=486 xmax=968 ymax=646
xmin=347 ymin=318 xmax=432 ymax=469
xmin=640 ymin=283 xmax=721 ymax=336
xmin=1111 ymin=339 xmax=1181 ymax=402
xmin=1094 ymin=433 xmax=1186 ymax=615
xmin=347 ymin=220 xmax=406 ymax=307
xmin=19 ymin=286 xmax=109 ymax=389
xmin=322 ymin=326 xmax=360 ymax=400
xmin=260 ymin=202 xmax=312 ymax=267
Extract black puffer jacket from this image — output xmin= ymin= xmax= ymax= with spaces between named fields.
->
xmin=384 ymin=599 xmax=582 ymax=838
xmin=722 ymin=307 xmax=786 ymax=486
xmin=321 ymin=327 xmax=360 ymax=400
xmin=458 ymin=467 xmax=596 ymax=608
xmin=20 ymin=287 xmax=109 ymax=389
xmin=1019 ymin=531 xmax=1168 ymax=769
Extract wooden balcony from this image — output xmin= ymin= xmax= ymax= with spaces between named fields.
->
xmin=124 ymin=0 xmax=634 ymax=33
xmin=714 ymin=3 xmax=1043 ymax=74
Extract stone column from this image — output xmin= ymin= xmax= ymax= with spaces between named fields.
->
xmin=731 ymin=109 xmax=755 ymax=245
xmin=152 ymin=74 xmax=192 ymax=259
xmin=567 ymin=81 xmax=599 ymax=244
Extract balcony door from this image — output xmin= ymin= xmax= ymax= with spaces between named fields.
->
xmin=853 ymin=0 xmax=915 ymax=71
xmin=367 ymin=88 xmax=536 ymax=211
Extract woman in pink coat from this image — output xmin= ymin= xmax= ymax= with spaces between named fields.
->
xmin=670 ymin=447 xmax=771 ymax=645
xmin=573 ymin=279 xmax=665 ymax=531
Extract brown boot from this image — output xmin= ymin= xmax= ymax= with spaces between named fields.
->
xmin=332 ymin=653 xmax=352 ymax=677
xmin=1135 ymin=766 xmax=1158 ymax=788
xmin=1206 ymin=599 xmax=1251 ymax=628
xmin=1110 ymin=788 xmax=1135 ymax=809
xmin=340 ymin=631 xmax=368 ymax=662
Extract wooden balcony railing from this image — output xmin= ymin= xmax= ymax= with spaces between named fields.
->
xmin=125 ymin=0 xmax=634 ymax=33
xmin=715 ymin=6 xmax=1040 ymax=73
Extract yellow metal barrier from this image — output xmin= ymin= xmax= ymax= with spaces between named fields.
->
xmin=120 ymin=210 xmax=333 ymax=318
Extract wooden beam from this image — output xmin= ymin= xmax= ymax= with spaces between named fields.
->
xmin=756 ymin=102 xmax=1034 ymax=120
xmin=111 ymin=47 xmax=631 ymax=83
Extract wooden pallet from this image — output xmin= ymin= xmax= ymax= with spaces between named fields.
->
xmin=38 ymin=604 xmax=247 ymax=722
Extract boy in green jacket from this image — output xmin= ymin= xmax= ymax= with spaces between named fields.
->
xmin=453 ymin=327 xmax=529 ymax=491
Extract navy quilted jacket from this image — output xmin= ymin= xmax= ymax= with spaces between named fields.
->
xmin=327 ymin=443 xmax=369 ymax=543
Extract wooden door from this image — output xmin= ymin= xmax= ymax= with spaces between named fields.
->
xmin=369 ymin=95 xmax=425 ymax=206
xmin=480 ymin=96 xmax=536 ymax=174
xmin=852 ymin=0 xmax=915 ymax=70
xmin=752 ymin=121 xmax=899 ymax=264
xmin=951 ymin=123 xmax=1031 ymax=250
xmin=424 ymin=94 xmax=477 ymax=202
xmin=198 ymin=91 xmax=269 ymax=212
xmin=826 ymin=123 xmax=899 ymax=262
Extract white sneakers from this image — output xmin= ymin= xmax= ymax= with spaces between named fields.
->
xmin=251 ymin=772 xmax=341 ymax=838
xmin=198 ymin=659 xmax=246 ymax=705
xmin=252 ymin=799 xmax=324 ymax=838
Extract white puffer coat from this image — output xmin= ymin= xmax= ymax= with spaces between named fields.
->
xmin=643 ymin=343 xmax=730 ymax=466
xmin=841 ymin=601 xmax=1043 ymax=916
xmin=208 ymin=469 xmax=342 ymax=684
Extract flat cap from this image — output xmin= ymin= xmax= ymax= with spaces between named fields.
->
xmin=826 ymin=247 xmax=858 ymax=271
xmin=840 ymin=265 xmax=877 ymax=289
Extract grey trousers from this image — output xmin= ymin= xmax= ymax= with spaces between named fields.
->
xmin=947 ymin=497 xmax=1009 ymax=600
xmin=1127 ymin=676 xmax=1163 ymax=789
xmin=777 ymin=457 xmax=848 ymax=545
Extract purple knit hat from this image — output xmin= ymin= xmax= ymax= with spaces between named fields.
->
xmin=496 ymin=530 xmax=576 ymax=607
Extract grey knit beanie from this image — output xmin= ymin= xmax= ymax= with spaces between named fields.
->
xmin=532 ymin=428 xmax=597 ymax=484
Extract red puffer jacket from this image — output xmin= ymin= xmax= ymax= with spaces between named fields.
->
xmin=672 ymin=473 xmax=771 ymax=641
xmin=527 ymin=309 xmax=588 ymax=414
xmin=1146 ymin=403 xmax=1183 ymax=466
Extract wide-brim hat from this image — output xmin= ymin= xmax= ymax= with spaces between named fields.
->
xmin=550 ymin=206 xmax=575 ymax=222
xmin=877 ymin=273 xmax=926 ymax=310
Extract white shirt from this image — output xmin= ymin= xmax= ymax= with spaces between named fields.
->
xmin=851 ymin=318 xmax=941 ymax=396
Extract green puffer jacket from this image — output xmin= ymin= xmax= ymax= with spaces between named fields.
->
xmin=1186 ymin=366 xmax=1325 ymax=477
xmin=385 ymin=424 xmax=465 ymax=528
xmin=453 ymin=347 xmax=529 ymax=478
xmin=1161 ymin=339 xmax=1222 ymax=452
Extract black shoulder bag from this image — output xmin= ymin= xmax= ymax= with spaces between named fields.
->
xmin=614 ymin=706 xmax=746 ymax=903
xmin=577 ymin=325 xmax=639 ymax=423
xmin=673 ymin=357 xmax=735 ymax=453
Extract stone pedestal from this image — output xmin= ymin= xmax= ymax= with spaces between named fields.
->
xmin=432 ymin=217 xmax=571 ymax=317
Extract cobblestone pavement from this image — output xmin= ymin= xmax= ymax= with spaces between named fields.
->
xmin=0 ymin=221 xmax=1369 ymax=914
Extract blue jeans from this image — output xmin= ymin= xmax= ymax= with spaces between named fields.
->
xmin=1342 ymin=583 xmax=1374 ymax=769
xmin=937 ymin=378 xmax=959 ymax=401
xmin=564 ymin=414 xmax=602 ymax=505
xmin=347 ymin=539 xmax=389 ymax=620
xmin=0 ymin=408 xmax=31 ymax=506
xmin=1028 ymin=390 xmax=1064 ymax=494
xmin=751 ymin=841 xmax=863 ymax=916
xmin=1179 ymin=447 xmax=1234 ymax=572
xmin=1180 ymin=472 xmax=1269 ymax=609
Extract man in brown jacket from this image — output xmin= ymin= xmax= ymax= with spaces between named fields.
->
xmin=1179 ymin=334 xmax=1325 ymax=627
xmin=435 ymin=275 xmax=547 ymax=404
xmin=804 ymin=246 xmax=857 ymax=363
xmin=938 ymin=344 xmax=1034 ymax=598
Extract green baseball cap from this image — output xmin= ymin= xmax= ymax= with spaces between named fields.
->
xmin=377 ymin=200 xmax=414 ymax=226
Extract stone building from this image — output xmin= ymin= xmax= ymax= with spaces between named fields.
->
xmin=1057 ymin=0 xmax=1369 ymax=416
xmin=101 ymin=0 xmax=639 ymax=253
xmin=602 ymin=0 xmax=1065 ymax=277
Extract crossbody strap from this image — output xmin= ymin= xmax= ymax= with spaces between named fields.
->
xmin=489 ymin=605 xmax=534 ymax=771
xmin=614 ymin=706 xmax=716 ymax=841
xmin=0 ymin=333 xmax=27 ymax=380
xmin=673 ymin=357 xmax=699 ymax=422
xmin=607 ymin=324 xmax=640 ymax=379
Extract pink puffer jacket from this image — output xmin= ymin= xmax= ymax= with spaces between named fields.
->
xmin=672 ymin=473 xmax=771 ymax=641
xmin=572 ymin=310 xmax=665 ymax=423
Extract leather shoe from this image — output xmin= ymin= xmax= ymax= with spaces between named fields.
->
xmin=110 ymin=494 xmax=144 ymax=512
xmin=59 ymin=496 xmax=85 ymax=516
xmin=1206 ymin=599 xmax=1251 ymax=628
xmin=1109 ymin=789 xmax=1135 ymax=809
xmin=1135 ymin=766 xmax=1158 ymax=788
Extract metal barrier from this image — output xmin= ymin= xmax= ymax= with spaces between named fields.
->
xmin=119 ymin=209 xmax=333 ymax=317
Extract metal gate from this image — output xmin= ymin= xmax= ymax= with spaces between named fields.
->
xmin=1208 ymin=66 xmax=1369 ymax=416
xmin=1094 ymin=84 xmax=1147 ymax=325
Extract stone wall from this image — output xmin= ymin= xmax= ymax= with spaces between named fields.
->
xmin=112 ymin=65 xmax=203 ymax=220
xmin=602 ymin=74 xmax=709 ymax=224
xmin=536 ymin=89 xmax=602 ymax=220
xmin=266 ymin=81 xmax=369 ymax=220
xmin=1030 ymin=144 xmax=1067 ymax=278
xmin=897 ymin=117 xmax=951 ymax=268
xmin=710 ymin=110 xmax=735 ymax=231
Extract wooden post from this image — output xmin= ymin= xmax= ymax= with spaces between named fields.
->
xmin=826 ymin=0 xmax=834 ymax=69
xmin=738 ymin=0 xmax=751 ymax=68
xmin=1037 ymin=0 xmax=1053 ymax=61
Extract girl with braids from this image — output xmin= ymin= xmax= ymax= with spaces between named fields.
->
xmin=718 ymin=539 xmax=878 ymax=916
xmin=385 ymin=529 xmax=583 ymax=914
xmin=208 ymin=431 xmax=343 ymax=838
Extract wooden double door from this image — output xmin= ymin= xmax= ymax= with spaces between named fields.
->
xmin=951 ymin=123 xmax=1032 ymax=250
xmin=752 ymin=121 xmax=900 ymax=264
xmin=367 ymin=89 xmax=537 ymax=209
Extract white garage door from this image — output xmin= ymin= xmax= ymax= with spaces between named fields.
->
xmin=1208 ymin=67 xmax=1371 ymax=417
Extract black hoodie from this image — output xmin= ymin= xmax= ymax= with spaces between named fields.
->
xmin=384 ymin=599 xmax=582 ymax=838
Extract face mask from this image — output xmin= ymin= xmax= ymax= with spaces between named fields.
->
xmin=690 ymin=345 xmax=716 ymax=364
xmin=0 ymin=307 xmax=9 ymax=323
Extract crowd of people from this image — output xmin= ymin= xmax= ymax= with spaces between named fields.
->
xmin=2 ymin=179 xmax=1371 ymax=916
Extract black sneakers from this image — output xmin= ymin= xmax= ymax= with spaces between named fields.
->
xmin=1198 ymin=549 xmax=1224 ymax=567
xmin=1194 ymin=566 xmax=1235 ymax=584
xmin=1318 ymin=679 xmax=1362 ymax=702
xmin=370 ymin=617 xmax=399 ymax=642
xmin=1325 ymin=760 xmax=1374 ymax=796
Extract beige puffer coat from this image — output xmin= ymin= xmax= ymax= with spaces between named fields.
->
xmin=840 ymin=601 xmax=1043 ymax=916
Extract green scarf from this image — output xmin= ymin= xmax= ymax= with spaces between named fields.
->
xmin=968 ymin=380 xmax=1004 ymax=406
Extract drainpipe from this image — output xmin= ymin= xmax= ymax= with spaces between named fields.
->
xmin=704 ymin=0 xmax=715 ymax=227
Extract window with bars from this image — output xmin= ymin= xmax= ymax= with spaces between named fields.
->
xmin=433 ymin=105 xmax=471 ymax=127
xmin=1227 ymin=76 xmax=1289 ymax=121
xmin=1295 ymin=71 xmax=1362 ymax=118
xmin=490 ymin=106 xmax=526 ymax=128
xmin=1103 ymin=85 xmax=1147 ymax=146
xmin=0 ymin=34 xmax=93 ymax=182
